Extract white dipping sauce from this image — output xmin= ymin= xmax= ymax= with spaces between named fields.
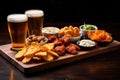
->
xmin=42 ymin=27 xmax=60 ymax=34
xmin=78 ymin=39 xmax=96 ymax=47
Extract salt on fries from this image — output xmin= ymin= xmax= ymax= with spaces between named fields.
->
xmin=15 ymin=42 xmax=59 ymax=64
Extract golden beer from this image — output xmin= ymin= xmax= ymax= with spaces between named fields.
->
xmin=7 ymin=14 xmax=28 ymax=51
xmin=25 ymin=9 xmax=44 ymax=36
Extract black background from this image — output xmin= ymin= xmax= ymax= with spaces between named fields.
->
xmin=0 ymin=0 xmax=120 ymax=23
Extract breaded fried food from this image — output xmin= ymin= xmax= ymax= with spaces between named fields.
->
xmin=54 ymin=45 xmax=65 ymax=56
xmin=53 ymin=39 xmax=63 ymax=46
xmin=64 ymin=30 xmax=73 ymax=37
xmin=59 ymin=37 xmax=70 ymax=44
xmin=48 ymin=35 xmax=57 ymax=43
xmin=58 ymin=25 xmax=80 ymax=37
xmin=68 ymin=43 xmax=80 ymax=51
xmin=66 ymin=45 xmax=77 ymax=55
xmin=87 ymin=30 xmax=112 ymax=42
xmin=65 ymin=43 xmax=80 ymax=55
xmin=73 ymin=27 xmax=80 ymax=37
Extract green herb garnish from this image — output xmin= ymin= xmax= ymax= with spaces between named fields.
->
xmin=83 ymin=25 xmax=96 ymax=30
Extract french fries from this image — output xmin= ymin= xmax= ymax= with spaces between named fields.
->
xmin=33 ymin=56 xmax=42 ymax=60
xmin=15 ymin=45 xmax=29 ymax=59
xmin=43 ymin=43 xmax=54 ymax=50
xmin=35 ymin=52 xmax=47 ymax=57
xmin=15 ymin=42 xmax=59 ymax=64
xmin=43 ymin=53 xmax=54 ymax=61
xmin=22 ymin=57 xmax=32 ymax=64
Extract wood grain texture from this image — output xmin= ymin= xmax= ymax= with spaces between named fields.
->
xmin=0 ymin=40 xmax=120 ymax=74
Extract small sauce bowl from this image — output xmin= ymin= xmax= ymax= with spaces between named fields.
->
xmin=42 ymin=27 xmax=60 ymax=37
xmin=77 ymin=39 xmax=97 ymax=50
xmin=79 ymin=24 xmax=98 ymax=39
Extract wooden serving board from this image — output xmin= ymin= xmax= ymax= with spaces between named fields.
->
xmin=0 ymin=40 xmax=120 ymax=74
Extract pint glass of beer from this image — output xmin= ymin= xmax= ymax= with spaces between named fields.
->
xmin=25 ymin=9 xmax=44 ymax=36
xmin=7 ymin=14 xmax=28 ymax=51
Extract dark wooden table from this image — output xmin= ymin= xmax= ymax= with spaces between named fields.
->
xmin=0 ymin=22 xmax=120 ymax=80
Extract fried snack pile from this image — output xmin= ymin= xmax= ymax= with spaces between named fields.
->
xmin=15 ymin=42 xmax=59 ymax=64
xmin=58 ymin=25 xmax=80 ymax=37
xmin=87 ymin=30 xmax=112 ymax=42
xmin=48 ymin=35 xmax=81 ymax=55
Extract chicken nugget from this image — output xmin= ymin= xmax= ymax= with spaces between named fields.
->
xmin=68 ymin=25 xmax=74 ymax=31
xmin=58 ymin=29 xmax=65 ymax=37
xmin=64 ymin=30 xmax=73 ymax=37
xmin=73 ymin=27 xmax=80 ymax=36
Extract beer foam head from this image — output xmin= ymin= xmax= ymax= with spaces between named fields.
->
xmin=25 ymin=10 xmax=44 ymax=17
xmin=7 ymin=14 xmax=28 ymax=22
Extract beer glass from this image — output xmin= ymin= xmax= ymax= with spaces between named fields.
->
xmin=25 ymin=9 xmax=44 ymax=36
xmin=7 ymin=14 xmax=28 ymax=51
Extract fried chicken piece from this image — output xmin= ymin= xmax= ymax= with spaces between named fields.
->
xmin=53 ymin=39 xmax=63 ymax=46
xmin=66 ymin=45 xmax=77 ymax=55
xmin=63 ymin=37 xmax=70 ymax=44
xmin=54 ymin=45 xmax=65 ymax=56
xmin=66 ymin=43 xmax=80 ymax=55
xmin=48 ymin=35 xmax=57 ymax=43
xmin=59 ymin=37 xmax=70 ymax=45
xmin=68 ymin=43 xmax=80 ymax=51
